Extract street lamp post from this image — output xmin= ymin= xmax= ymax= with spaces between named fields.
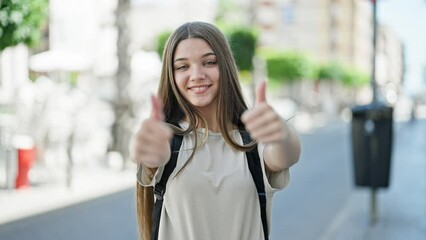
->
xmin=370 ymin=0 xmax=378 ymax=225
xmin=352 ymin=0 xmax=393 ymax=227
xmin=371 ymin=0 xmax=378 ymax=103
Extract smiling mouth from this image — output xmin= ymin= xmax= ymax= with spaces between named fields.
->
xmin=189 ymin=85 xmax=211 ymax=94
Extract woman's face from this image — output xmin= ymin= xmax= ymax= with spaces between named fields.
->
xmin=173 ymin=38 xmax=220 ymax=115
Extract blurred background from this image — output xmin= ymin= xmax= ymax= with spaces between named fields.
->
xmin=0 ymin=0 xmax=425 ymax=239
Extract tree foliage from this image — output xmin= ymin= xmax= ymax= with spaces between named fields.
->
xmin=0 ymin=0 xmax=48 ymax=51
xmin=259 ymin=49 xmax=312 ymax=84
xmin=315 ymin=62 xmax=345 ymax=81
xmin=227 ymin=27 xmax=257 ymax=72
xmin=155 ymin=30 xmax=171 ymax=59
xmin=342 ymin=66 xmax=369 ymax=87
xmin=313 ymin=61 xmax=369 ymax=87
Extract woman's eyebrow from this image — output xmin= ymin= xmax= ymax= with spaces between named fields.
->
xmin=202 ymin=52 xmax=216 ymax=58
xmin=173 ymin=52 xmax=216 ymax=63
xmin=173 ymin=57 xmax=187 ymax=63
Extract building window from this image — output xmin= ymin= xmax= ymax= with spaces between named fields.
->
xmin=282 ymin=2 xmax=295 ymax=24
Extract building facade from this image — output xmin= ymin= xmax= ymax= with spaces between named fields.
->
xmin=255 ymin=0 xmax=404 ymax=104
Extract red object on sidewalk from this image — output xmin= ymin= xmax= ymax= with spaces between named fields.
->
xmin=15 ymin=147 xmax=36 ymax=189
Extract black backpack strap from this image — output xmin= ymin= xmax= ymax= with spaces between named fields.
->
xmin=151 ymin=124 xmax=183 ymax=240
xmin=240 ymin=131 xmax=269 ymax=240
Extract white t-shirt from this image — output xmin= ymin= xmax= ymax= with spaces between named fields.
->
xmin=137 ymin=123 xmax=290 ymax=240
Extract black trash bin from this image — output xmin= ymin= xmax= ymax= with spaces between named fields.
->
xmin=351 ymin=103 xmax=393 ymax=188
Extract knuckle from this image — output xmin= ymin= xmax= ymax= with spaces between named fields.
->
xmin=141 ymin=119 xmax=151 ymax=129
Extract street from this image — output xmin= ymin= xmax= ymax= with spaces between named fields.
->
xmin=0 ymin=120 xmax=424 ymax=240
xmin=270 ymin=122 xmax=353 ymax=239
xmin=0 ymin=189 xmax=139 ymax=240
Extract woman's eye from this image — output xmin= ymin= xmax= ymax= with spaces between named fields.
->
xmin=175 ymin=65 xmax=188 ymax=71
xmin=205 ymin=60 xmax=217 ymax=66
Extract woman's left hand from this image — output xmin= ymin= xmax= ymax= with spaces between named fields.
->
xmin=241 ymin=81 xmax=301 ymax=172
xmin=241 ymin=81 xmax=288 ymax=144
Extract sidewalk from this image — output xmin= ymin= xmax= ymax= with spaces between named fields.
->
xmin=319 ymin=119 xmax=426 ymax=240
xmin=0 ymin=167 xmax=136 ymax=225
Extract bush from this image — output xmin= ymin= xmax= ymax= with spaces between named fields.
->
xmin=315 ymin=62 xmax=345 ymax=81
xmin=259 ymin=49 xmax=312 ymax=84
xmin=342 ymin=67 xmax=370 ymax=87
xmin=313 ymin=61 xmax=369 ymax=87
xmin=0 ymin=0 xmax=48 ymax=51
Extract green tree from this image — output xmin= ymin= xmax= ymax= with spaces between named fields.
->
xmin=227 ymin=27 xmax=257 ymax=72
xmin=223 ymin=25 xmax=258 ymax=102
xmin=259 ymin=49 xmax=312 ymax=84
xmin=0 ymin=0 xmax=48 ymax=51
xmin=315 ymin=62 xmax=345 ymax=82
xmin=313 ymin=61 xmax=369 ymax=87
xmin=155 ymin=30 xmax=171 ymax=59
xmin=342 ymin=67 xmax=369 ymax=87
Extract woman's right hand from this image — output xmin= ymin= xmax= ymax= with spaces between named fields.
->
xmin=134 ymin=95 xmax=173 ymax=169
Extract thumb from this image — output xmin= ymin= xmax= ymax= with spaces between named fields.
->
xmin=256 ymin=80 xmax=267 ymax=105
xmin=150 ymin=94 xmax=164 ymax=121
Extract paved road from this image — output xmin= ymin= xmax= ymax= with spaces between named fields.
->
xmin=0 ymin=122 xmax=357 ymax=240
xmin=0 ymin=189 xmax=139 ymax=240
xmin=270 ymin=122 xmax=353 ymax=240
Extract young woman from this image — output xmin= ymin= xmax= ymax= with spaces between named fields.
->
xmin=133 ymin=21 xmax=301 ymax=240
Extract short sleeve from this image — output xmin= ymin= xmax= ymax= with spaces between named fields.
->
xmin=136 ymin=164 xmax=165 ymax=187
xmin=257 ymin=143 xmax=290 ymax=195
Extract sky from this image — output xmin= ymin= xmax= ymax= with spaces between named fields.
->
xmin=378 ymin=0 xmax=426 ymax=97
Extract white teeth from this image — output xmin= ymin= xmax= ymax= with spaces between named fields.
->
xmin=192 ymin=86 xmax=208 ymax=92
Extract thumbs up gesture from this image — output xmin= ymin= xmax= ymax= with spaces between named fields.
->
xmin=241 ymin=81 xmax=288 ymax=144
xmin=134 ymin=95 xmax=173 ymax=169
xmin=242 ymin=81 xmax=301 ymax=172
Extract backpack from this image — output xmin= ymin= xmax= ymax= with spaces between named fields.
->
xmin=151 ymin=130 xmax=269 ymax=240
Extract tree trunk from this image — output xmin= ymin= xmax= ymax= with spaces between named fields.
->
xmin=112 ymin=0 xmax=132 ymax=169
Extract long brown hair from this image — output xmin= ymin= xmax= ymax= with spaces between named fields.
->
xmin=136 ymin=21 xmax=255 ymax=240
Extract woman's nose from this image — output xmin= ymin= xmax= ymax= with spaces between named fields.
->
xmin=190 ymin=65 xmax=205 ymax=81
